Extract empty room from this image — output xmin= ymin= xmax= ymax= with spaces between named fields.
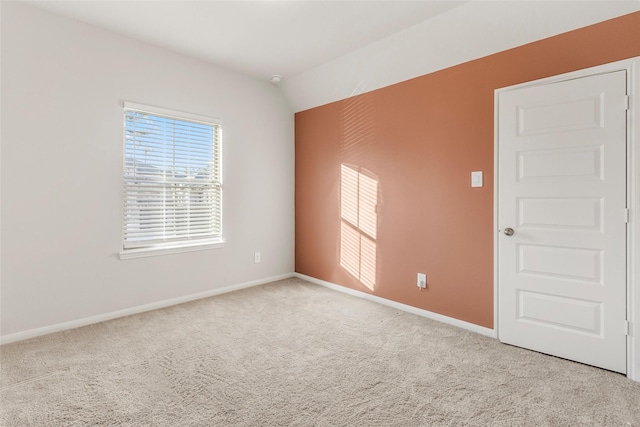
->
xmin=2 ymin=1 xmax=640 ymax=425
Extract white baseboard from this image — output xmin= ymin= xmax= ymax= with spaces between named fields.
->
xmin=0 ymin=273 xmax=295 ymax=345
xmin=1 ymin=272 xmax=495 ymax=345
xmin=295 ymin=273 xmax=496 ymax=338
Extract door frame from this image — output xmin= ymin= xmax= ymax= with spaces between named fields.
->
xmin=494 ymin=57 xmax=640 ymax=382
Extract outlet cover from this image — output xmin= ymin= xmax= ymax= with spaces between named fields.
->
xmin=254 ymin=252 xmax=261 ymax=263
xmin=417 ymin=273 xmax=427 ymax=289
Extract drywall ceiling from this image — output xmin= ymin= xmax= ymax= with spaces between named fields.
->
xmin=280 ymin=0 xmax=640 ymax=111
xmin=23 ymin=0 xmax=640 ymax=111
xmin=25 ymin=0 xmax=467 ymax=80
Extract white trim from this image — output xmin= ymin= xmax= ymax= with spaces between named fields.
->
xmin=494 ymin=57 xmax=640 ymax=382
xmin=119 ymin=239 xmax=225 ymax=260
xmin=123 ymin=101 xmax=222 ymax=126
xmin=493 ymin=89 xmax=500 ymax=335
xmin=627 ymin=57 xmax=640 ymax=382
xmin=0 ymin=273 xmax=294 ymax=345
xmin=295 ymin=273 xmax=496 ymax=338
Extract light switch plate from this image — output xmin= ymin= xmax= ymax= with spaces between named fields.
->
xmin=471 ymin=171 xmax=483 ymax=188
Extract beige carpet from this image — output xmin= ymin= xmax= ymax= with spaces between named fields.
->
xmin=1 ymin=277 xmax=639 ymax=426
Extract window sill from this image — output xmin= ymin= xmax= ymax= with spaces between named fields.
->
xmin=119 ymin=239 xmax=225 ymax=260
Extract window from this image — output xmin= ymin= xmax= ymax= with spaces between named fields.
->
xmin=120 ymin=102 xmax=223 ymax=259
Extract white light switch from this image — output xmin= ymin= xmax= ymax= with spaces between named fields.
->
xmin=471 ymin=171 xmax=483 ymax=188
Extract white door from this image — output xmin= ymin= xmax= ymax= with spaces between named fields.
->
xmin=497 ymin=70 xmax=627 ymax=373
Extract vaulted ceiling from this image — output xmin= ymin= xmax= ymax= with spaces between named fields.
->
xmin=24 ymin=0 xmax=640 ymax=110
xmin=27 ymin=1 xmax=467 ymax=79
xmin=26 ymin=1 xmax=638 ymax=79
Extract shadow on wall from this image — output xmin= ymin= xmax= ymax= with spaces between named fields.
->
xmin=338 ymin=92 xmax=379 ymax=291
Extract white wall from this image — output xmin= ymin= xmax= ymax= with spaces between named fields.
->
xmin=281 ymin=0 xmax=640 ymax=113
xmin=0 ymin=2 xmax=294 ymax=339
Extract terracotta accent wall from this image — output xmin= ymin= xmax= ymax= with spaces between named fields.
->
xmin=295 ymin=12 xmax=640 ymax=329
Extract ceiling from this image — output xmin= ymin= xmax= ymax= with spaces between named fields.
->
xmin=23 ymin=0 xmax=640 ymax=96
xmin=27 ymin=0 xmax=467 ymax=81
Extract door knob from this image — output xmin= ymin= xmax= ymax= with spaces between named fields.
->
xmin=504 ymin=228 xmax=515 ymax=236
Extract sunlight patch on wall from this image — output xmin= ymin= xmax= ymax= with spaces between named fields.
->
xmin=340 ymin=93 xmax=376 ymax=165
xmin=340 ymin=164 xmax=378 ymax=290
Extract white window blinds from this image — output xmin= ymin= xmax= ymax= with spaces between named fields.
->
xmin=123 ymin=102 xmax=222 ymax=251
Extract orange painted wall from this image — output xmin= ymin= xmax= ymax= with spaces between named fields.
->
xmin=295 ymin=12 xmax=640 ymax=329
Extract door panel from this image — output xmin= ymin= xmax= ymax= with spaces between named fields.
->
xmin=498 ymin=71 xmax=627 ymax=373
xmin=517 ymin=197 xmax=602 ymax=230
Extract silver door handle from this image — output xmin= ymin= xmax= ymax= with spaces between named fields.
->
xmin=504 ymin=228 xmax=515 ymax=236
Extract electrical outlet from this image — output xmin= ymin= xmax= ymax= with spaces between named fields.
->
xmin=254 ymin=252 xmax=261 ymax=263
xmin=417 ymin=273 xmax=427 ymax=289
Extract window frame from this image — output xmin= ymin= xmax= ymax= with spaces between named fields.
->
xmin=119 ymin=101 xmax=224 ymax=260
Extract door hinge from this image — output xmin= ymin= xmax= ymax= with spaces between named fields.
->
xmin=625 ymin=208 xmax=630 ymax=223
xmin=625 ymin=95 xmax=630 ymax=111
xmin=625 ymin=320 xmax=631 ymax=336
